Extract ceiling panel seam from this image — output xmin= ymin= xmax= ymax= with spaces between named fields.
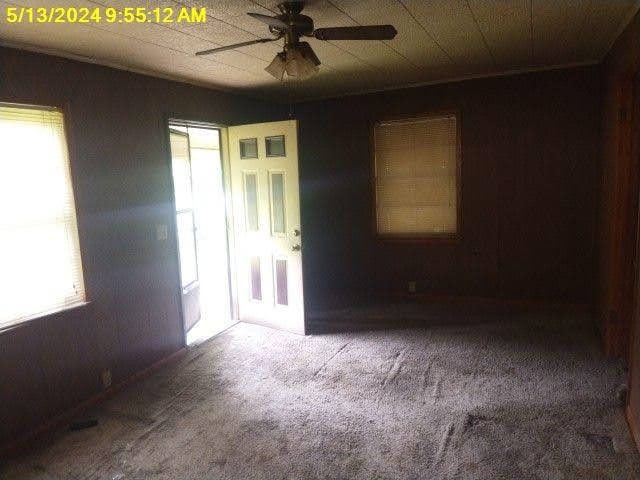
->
xmin=531 ymin=0 xmax=574 ymax=66
xmin=569 ymin=0 xmax=595 ymax=62
xmin=168 ymin=1 xmax=274 ymax=63
xmin=396 ymin=0 xmax=454 ymax=63
xmin=173 ymin=0 xmax=313 ymax=67
xmin=325 ymin=0 xmax=421 ymax=69
xmin=174 ymin=0 xmax=270 ymax=40
xmin=464 ymin=0 xmax=497 ymax=67
xmin=600 ymin=0 xmax=640 ymax=60
xmin=66 ymin=5 xmax=267 ymax=78
xmin=86 ymin=0 xmax=272 ymax=66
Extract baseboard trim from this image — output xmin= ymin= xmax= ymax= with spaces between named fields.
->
xmin=627 ymin=405 xmax=640 ymax=453
xmin=306 ymin=295 xmax=592 ymax=335
xmin=383 ymin=293 xmax=590 ymax=311
xmin=0 ymin=346 xmax=187 ymax=459
xmin=308 ymin=294 xmax=591 ymax=318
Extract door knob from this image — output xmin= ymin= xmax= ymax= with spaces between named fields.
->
xmin=293 ymin=229 xmax=301 ymax=237
xmin=292 ymin=244 xmax=301 ymax=251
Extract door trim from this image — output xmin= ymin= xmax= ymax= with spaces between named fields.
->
xmin=164 ymin=117 xmax=239 ymax=343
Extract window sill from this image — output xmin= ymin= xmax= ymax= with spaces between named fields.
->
xmin=0 ymin=300 xmax=91 ymax=335
xmin=376 ymin=234 xmax=461 ymax=244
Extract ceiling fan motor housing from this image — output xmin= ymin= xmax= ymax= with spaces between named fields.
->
xmin=273 ymin=1 xmax=315 ymax=44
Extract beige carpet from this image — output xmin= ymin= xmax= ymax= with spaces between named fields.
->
xmin=2 ymin=308 xmax=639 ymax=479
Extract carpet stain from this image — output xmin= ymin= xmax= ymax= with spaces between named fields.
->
xmin=582 ymin=433 xmax=615 ymax=453
xmin=462 ymin=413 xmax=489 ymax=432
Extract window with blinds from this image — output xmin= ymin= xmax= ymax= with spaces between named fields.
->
xmin=0 ymin=104 xmax=86 ymax=329
xmin=374 ymin=113 xmax=459 ymax=237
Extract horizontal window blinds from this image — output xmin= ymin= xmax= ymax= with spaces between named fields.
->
xmin=374 ymin=114 xmax=458 ymax=235
xmin=0 ymin=104 xmax=86 ymax=329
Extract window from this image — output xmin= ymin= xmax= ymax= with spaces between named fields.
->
xmin=373 ymin=113 xmax=459 ymax=238
xmin=269 ymin=171 xmax=286 ymax=235
xmin=265 ymin=135 xmax=286 ymax=157
xmin=0 ymin=103 xmax=86 ymax=329
xmin=239 ymin=138 xmax=258 ymax=159
xmin=243 ymin=172 xmax=259 ymax=232
xmin=169 ymin=130 xmax=199 ymax=289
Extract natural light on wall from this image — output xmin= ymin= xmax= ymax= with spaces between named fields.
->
xmin=0 ymin=104 xmax=85 ymax=330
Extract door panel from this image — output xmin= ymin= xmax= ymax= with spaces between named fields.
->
xmin=229 ymin=120 xmax=305 ymax=334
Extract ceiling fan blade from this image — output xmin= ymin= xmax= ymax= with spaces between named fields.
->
xmin=247 ymin=12 xmax=289 ymax=30
xmin=313 ymin=25 xmax=397 ymax=41
xmin=196 ymin=38 xmax=278 ymax=56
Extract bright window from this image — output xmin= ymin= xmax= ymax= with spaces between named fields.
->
xmin=0 ymin=104 xmax=86 ymax=329
xmin=373 ymin=113 xmax=460 ymax=237
xmin=169 ymin=130 xmax=199 ymax=289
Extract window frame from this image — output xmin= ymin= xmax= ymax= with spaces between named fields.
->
xmin=370 ymin=110 xmax=463 ymax=243
xmin=169 ymin=128 xmax=201 ymax=292
xmin=0 ymin=100 xmax=89 ymax=333
xmin=265 ymin=134 xmax=286 ymax=157
xmin=239 ymin=137 xmax=258 ymax=159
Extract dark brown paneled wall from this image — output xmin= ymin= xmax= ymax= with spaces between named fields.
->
xmin=598 ymin=9 xmax=640 ymax=359
xmin=296 ymin=67 xmax=602 ymax=312
xmin=597 ymin=7 xmax=640 ymax=451
xmin=0 ymin=46 xmax=285 ymax=445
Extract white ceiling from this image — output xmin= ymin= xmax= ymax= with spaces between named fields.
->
xmin=2 ymin=0 xmax=639 ymax=101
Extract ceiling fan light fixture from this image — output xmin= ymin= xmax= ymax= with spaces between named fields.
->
xmin=297 ymin=42 xmax=321 ymax=67
xmin=265 ymin=51 xmax=287 ymax=80
xmin=283 ymin=43 xmax=320 ymax=80
xmin=265 ymin=46 xmax=319 ymax=81
xmin=199 ymin=2 xmax=398 ymax=83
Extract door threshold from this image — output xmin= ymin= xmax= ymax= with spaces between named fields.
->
xmin=186 ymin=320 xmax=239 ymax=347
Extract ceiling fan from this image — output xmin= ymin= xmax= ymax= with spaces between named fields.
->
xmin=195 ymin=1 xmax=398 ymax=81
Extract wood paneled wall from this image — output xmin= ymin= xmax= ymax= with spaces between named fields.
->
xmin=628 ymin=77 xmax=640 ymax=453
xmin=600 ymin=7 xmax=640 ymax=452
xmin=0 ymin=46 xmax=285 ymax=446
xmin=296 ymin=67 xmax=602 ymax=314
xmin=598 ymin=9 xmax=640 ymax=359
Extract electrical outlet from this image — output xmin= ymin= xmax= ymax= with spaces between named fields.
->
xmin=101 ymin=369 xmax=112 ymax=389
xmin=408 ymin=281 xmax=416 ymax=294
xmin=156 ymin=224 xmax=168 ymax=242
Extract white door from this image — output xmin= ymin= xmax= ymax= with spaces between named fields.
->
xmin=228 ymin=120 xmax=305 ymax=334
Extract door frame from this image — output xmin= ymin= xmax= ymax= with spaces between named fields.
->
xmin=626 ymin=72 xmax=640 ymax=452
xmin=163 ymin=117 xmax=238 ymax=344
xmin=601 ymin=74 xmax=640 ymax=359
